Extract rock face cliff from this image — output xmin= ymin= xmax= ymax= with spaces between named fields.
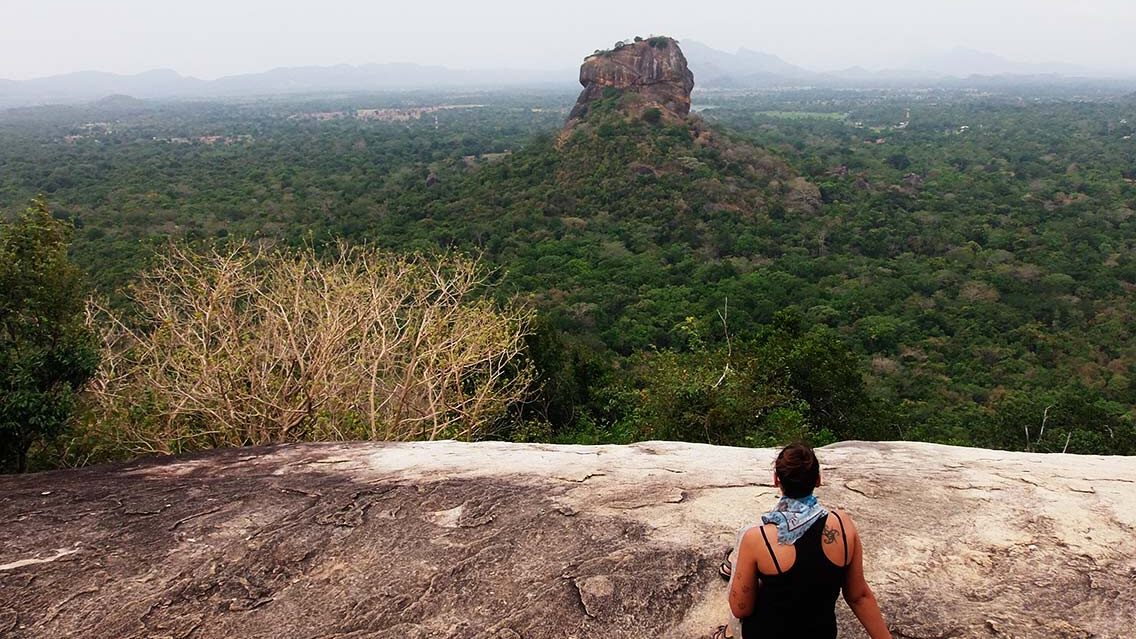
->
xmin=568 ymin=37 xmax=695 ymax=125
xmin=2 ymin=441 xmax=1134 ymax=638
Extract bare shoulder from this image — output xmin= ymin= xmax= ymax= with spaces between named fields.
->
xmin=741 ymin=522 xmax=777 ymax=547
xmin=827 ymin=508 xmax=859 ymax=541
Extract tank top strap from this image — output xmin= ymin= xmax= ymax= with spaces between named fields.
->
xmin=830 ymin=510 xmax=849 ymax=566
xmin=759 ymin=525 xmax=783 ymax=575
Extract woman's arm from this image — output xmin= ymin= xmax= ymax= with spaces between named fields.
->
xmin=841 ymin=518 xmax=892 ymax=639
xmin=728 ymin=528 xmax=762 ymax=619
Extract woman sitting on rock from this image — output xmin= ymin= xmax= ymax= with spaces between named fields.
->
xmin=721 ymin=443 xmax=892 ymax=639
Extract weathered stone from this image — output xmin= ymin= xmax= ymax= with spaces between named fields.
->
xmin=575 ymin=575 xmax=615 ymax=618
xmin=567 ymin=37 xmax=695 ymax=125
xmin=785 ymin=176 xmax=823 ymax=214
xmin=1 ymin=441 xmax=1134 ymax=638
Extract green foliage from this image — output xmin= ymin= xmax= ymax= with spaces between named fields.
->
xmin=642 ymin=107 xmax=663 ymax=125
xmin=601 ymin=86 xmax=623 ymax=100
xmin=3 ymin=87 xmax=1136 ymax=460
xmin=597 ymin=313 xmax=878 ymax=447
xmin=982 ymin=389 xmax=1135 ymax=455
xmin=0 ymin=198 xmax=99 ymax=472
xmin=512 ymin=318 xmax=605 ymax=436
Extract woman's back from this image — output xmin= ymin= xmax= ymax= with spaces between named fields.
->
xmin=741 ymin=514 xmax=847 ymax=639
xmin=727 ymin=443 xmax=892 ymax=639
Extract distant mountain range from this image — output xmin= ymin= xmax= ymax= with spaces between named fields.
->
xmin=679 ymin=41 xmax=813 ymax=86
xmin=910 ymin=47 xmax=1092 ymax=77
xmin=680 ymin=41 xmax=1134 ymax=89
xmin=0 ymin=65 xmax=575 ymax=108
xmin=2 ymin=42 xmax=1133 ymax=108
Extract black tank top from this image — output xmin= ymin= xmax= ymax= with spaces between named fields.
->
xmin=741 ymin=514 xmax=847 ymax=639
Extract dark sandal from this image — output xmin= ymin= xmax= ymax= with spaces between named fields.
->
xmin=718 ymin=547 xmax=733 ymax=580
xmin=712 ymin=624 xmax=734 ymax=639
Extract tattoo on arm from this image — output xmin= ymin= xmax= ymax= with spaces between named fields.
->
xmin=822 ymin=526 xmax=837 ymax=544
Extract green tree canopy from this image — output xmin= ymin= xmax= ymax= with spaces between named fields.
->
xmin=0 ymin=198 xmax=99 ymax=472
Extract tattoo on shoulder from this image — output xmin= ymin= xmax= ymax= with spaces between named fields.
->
xmin=822 ymin=526 xmax=838 ymax=544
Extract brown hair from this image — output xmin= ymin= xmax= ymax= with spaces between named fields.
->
xmin=775 ymin=442 xmax=820 ymax=498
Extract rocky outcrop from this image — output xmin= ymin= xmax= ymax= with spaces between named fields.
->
xmin=568 ymin=37 xmax=695 ymax=125
xmin=784 ymin=176 xmax=823 ymax=215
xmin=2 ymin=441 xmax=1135 ymax=638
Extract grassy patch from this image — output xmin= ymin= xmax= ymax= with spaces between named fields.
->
xmin=754 ymin=111 xmax=847 ymax=120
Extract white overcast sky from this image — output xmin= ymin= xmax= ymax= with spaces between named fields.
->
xmin=2 ymin=0 xmax=1134 ymax=79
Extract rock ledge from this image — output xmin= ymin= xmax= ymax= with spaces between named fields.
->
xmin=1 ymin=440 xmax=1134 ymax=638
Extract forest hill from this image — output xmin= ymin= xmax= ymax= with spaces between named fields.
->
xmin=1 ymin=79 xmax=1135 ymax=470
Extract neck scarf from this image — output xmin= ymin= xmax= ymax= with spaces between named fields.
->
xmin=761 ymin=495 xmax=828 ymax=545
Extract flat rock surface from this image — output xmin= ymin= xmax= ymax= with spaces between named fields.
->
xmin=1 ymin=441 xmax=1134 ymax=638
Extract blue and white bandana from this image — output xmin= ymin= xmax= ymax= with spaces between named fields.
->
xmin=761 ymin=495 xmax=828 ymax=545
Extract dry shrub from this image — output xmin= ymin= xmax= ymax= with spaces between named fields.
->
xmin=86 ymin=243 xmax=532 ymax=455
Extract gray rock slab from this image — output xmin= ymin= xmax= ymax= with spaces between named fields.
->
xmin=1 ymin=440 xmax=1134 ymax=638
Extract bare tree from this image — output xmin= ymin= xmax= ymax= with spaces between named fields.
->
xmin=1024 ymin=404 xmax=1056 ymax=452
xmin=85 ymin=243 xmax=532 ymax=455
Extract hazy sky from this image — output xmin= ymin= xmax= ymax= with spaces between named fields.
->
xmin=2 ymin=0 xmax=1134 ymax=79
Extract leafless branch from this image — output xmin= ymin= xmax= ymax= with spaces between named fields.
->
xmin=84 ymin=243 xmax=533 ymax=454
